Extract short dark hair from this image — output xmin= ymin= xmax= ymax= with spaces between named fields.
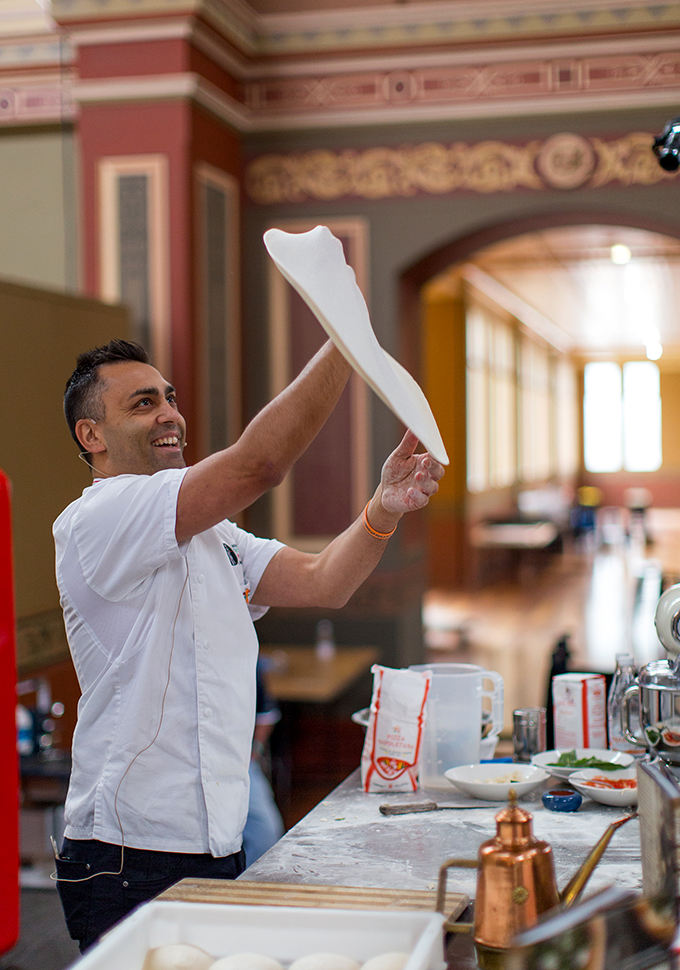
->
xmin=64 ymin=339 xmax=150 ymax=450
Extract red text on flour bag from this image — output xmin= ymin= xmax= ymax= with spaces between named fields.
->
xmin=361 ymin=665 xmax=431 ymax=793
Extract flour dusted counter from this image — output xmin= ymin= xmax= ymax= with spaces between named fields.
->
xmin=236 ymin=769 xmax=642 ymax=901
xmin=145 ymin=769 xmax=647 ymax=970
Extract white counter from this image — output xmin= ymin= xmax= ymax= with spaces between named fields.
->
xmin=240 ymin=768 xmax=642 ymax=902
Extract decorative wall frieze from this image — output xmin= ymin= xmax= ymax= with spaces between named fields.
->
xmin=0 ymin=35 xmax=69 ymax=70
xmin=48 ymin=0 xmax=680 ymax=58
xmin=245 ymin=131 xmax=676 ymax=204
xmin=3 ymin=8 xmax=680 ymax=130
xmin=244 ymin=49 xmax=680 ymax=128
xmin=0 ymin=73 xmax=74 ymax=125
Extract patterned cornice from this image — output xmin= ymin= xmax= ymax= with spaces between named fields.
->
xmin=0 ymin=33 xmax=71 ymax=70
xmin=4 ymin=45 xmax=680 ymax=129
xmin=3 ymin=7 xmax=680 ymax=129
xmin=245 ymin=131 xmax=678 ymax=203
xmin=245 ymin=48 xmax=680 ymax=129
xmin=258 ymin=2 xmax=680 ymax=56
xmin=52 ymin=0 xmax=262 ymax=57
xmin=0 ymin=70 xmax=74 ymax=124
xmin=50 ymin=0 xmax=680 ymax=58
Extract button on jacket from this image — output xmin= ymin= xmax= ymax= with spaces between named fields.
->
xmin=53 ymin=468 xmax=283 ymax=857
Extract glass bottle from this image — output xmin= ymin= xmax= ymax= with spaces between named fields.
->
xmin=607 ymin=652 xmax=639 ymax=753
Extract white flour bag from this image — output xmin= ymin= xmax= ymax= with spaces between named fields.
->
xmin=361 ymin=664 xmax=431 ymax=793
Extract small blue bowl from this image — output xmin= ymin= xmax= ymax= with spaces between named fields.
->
xmin=542 ymin=788 xmax=582 ymax=813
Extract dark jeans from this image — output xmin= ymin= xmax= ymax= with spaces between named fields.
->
xmin=56 ymin=837 xmax=245 ymax=951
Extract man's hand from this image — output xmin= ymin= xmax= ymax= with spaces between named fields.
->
xmin=252 ymin=428 xmax=446 ymax=610
xmin=380 ymin=430 xmax=445 ymax=514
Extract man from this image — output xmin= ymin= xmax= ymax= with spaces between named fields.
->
xmin=53 ymin=338 xmax=443 ymax=950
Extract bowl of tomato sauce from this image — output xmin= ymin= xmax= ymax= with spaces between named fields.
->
xmin=568 ymin=766 xmax=638 ymax=806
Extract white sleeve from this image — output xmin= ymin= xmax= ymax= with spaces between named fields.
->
xmin=73 ymin=470 xmax=188 ymax=601
xmin=213 ymin=520 xmax=284 ymax=621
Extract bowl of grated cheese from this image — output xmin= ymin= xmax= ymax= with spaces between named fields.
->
xmin=444 ymin=763 xmax=550 ymax=801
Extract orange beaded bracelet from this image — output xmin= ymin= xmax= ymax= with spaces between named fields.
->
xmin=362 ymin=502 xmax=397 ymax=539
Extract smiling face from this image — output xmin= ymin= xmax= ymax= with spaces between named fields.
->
xmin=75 ymin=361 xmax=187 ymax=477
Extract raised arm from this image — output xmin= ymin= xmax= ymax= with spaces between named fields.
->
xmin=251 ymin=430 xmax=445 ymax=608
xmin=175 ymin=341 xmax=351 ymax=543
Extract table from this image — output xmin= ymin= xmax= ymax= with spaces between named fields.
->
xmin=239 ymin=769 xmax=642 ymax=901
xmin=470 ymin=522 xmax=559 ymax=549
xmin=163 ymin=769 xmax=644 ymax=969
xmin=259 ymin=646 xmax=379 ymax=703
xmin=243 ymin=769 xmax=644 ymax=969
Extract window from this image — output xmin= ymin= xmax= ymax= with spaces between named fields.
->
xmin=99 ymin=155 xmax=170 ymax=376
xmin=583 ymin=361 xmax=662 ymax=473
xmin=196 ymin=164 xmax=240 ymax=457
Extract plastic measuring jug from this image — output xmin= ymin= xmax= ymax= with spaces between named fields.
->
xmin=409 ymin=663 xmax=504 ymax=788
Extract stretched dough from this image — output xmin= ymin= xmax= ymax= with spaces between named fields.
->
xmin=263 ymin=226 xmax=449 ymax=466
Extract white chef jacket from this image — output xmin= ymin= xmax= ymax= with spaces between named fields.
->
xmin=53 ymin=468 xmax=283 ymax=856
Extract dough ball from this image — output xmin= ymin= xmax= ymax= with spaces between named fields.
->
xmin=143 ymin=943 xmax=215 ymax=970
xmin=289 ymin=954 xmax=360 ymax=970
xmin=212 ymin=955 xmax=283 ymax=970
xmin=361 ymin=953 xmax=410 ymax=970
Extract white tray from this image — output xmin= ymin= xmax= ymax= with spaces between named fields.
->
xmin=68 ymin=901 xmax=446 ymax=970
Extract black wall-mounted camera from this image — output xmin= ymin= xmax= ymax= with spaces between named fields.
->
xmin=653 ymin=116 xmax=680 ymax=171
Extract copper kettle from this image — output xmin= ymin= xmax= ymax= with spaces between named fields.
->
xmin=436 ymin=790 xmax=635 ymax=969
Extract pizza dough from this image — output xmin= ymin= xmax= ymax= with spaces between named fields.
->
xmin=361 ymin=953 xmax=410 ymax=970
xmin=142 ymin=943 xmax=215 ymax=970
xmin=263 ymin=226 xmax=449 ymax=466
xmin=212 ymin=954 xmax=283 ymax=970
xmin=288 ymin=953 xmax=361 ymax=970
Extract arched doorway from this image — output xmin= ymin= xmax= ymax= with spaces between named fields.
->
xmin=400 ymin=212 xmax=680 ymax=591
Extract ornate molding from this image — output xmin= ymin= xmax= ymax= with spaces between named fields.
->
xmin=245 ymin=132 xmax=676 ymax=203
xmin=49 ymin=0 xmax=680 ymax=58
xmin=0 ymin=75 xmax=74 ymax=125
xmin=245 ymin=49 xmax=680 ymax=123
xmin=0 ymin=36 xmax=69 ymax=69
xmin=3 ymin=9 xmax=680 ymax=130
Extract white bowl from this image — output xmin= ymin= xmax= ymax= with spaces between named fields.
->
xmin=531 ymin=749 xmax=634 ymax=779
xmin=444 ymin=763 xmax=550 ymax=801
xmin=568 ymin=767 xmax=638 ymax=806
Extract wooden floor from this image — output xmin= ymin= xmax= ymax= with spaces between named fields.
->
xmin=423 ymin=508 xmax=671 ymax=735
xmin=0 ymin=889 xmax=79 ymax=970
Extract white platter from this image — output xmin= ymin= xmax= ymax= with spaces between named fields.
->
xmin=444 ymin=763 xmax=549 ymax=801
xmin=568 ymin=767 xmax=638 ymax=807
xmin=69 ymin=901 xmax=446 ymax=970
xmin=531 ymin=749 xmax=634 ymax=779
